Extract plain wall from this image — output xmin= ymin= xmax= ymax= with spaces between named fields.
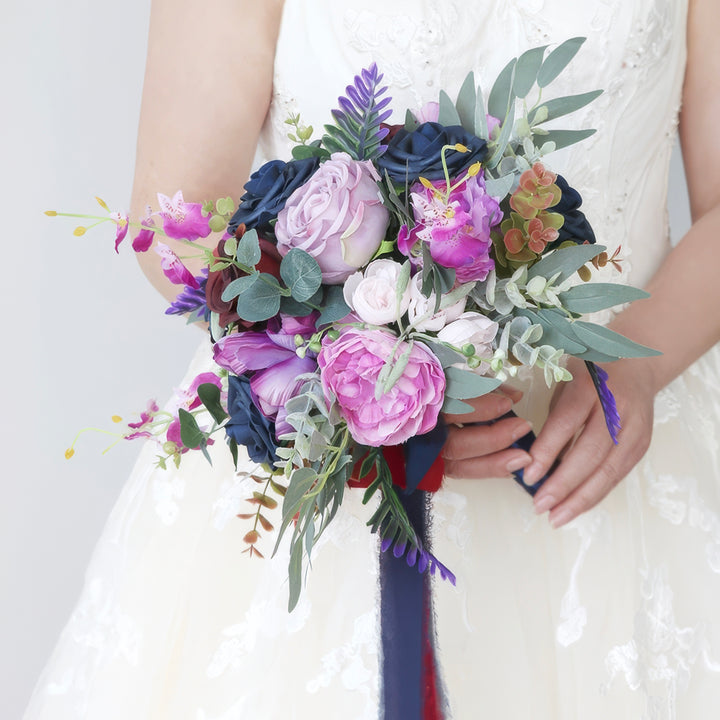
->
xmin=0 ymin=2 xmax=693 ymax=718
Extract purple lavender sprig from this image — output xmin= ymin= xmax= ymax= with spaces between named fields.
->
xmin=585 ymin=361 xmax=621 ymax=444
xmin=322 ymin=63 xmax=392 ymax=161
xmin=166 ymin=269 xmax=210 ymax=322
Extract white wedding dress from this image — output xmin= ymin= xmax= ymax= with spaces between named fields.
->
xmin=25 ymin=0 xmax=720 ymax=718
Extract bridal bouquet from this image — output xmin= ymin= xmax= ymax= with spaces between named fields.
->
xmin=56 ymin=38 xmax=657 ymax=610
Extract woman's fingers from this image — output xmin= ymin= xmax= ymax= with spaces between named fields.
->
xmin=444 ymin=447 xmax=532 ymax=480
xmin=442 ymin=390 xmax=518 ymax=425
xmin=522 ymin=384 xmax=593 ymax=486
xmin=531 ymin=406 xmax=611 ymax=514
xmin=443 ymin=415 xmax=532 ymax=461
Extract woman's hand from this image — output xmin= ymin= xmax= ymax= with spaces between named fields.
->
xmin=442 ymin=387 xmax=534 ymax=479
xmin=525 ymin=356 xmax=656 ymax=527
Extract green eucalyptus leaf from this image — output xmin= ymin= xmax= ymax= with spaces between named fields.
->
xmin=473 ymin=82 xmax=489 ymax=139
xmin=484 ymin=173 xmax=515 ymax=200
xmin=228 ymin=438 xmax=239 ymax=469
xmin=570 ymin=321 xmax=661 ymax=359
xmin=537 ymin=37 xmax=586 ymax=88
xmin=518 ymin=308 xmax=587 ymax=355
xmin=216 ymin=196 xmax=235 ymax=216
xmin=208 ymin=215 xmax=227 ymax=233
xmin=280 ymin=248 xmax=322 ymax=302
xmin=280 ymin=295 xmax=313 ymax=316
xmin=455 ymin=72 xmax=477 ymax=132
xmin=438 ymin=90 xmax=462 ymax=126
xmin=444 ymin=366 xmax=501 ymax=399
xmin=441 ymin=396 xmax=476 ymax=415
xmin=287 ymin=540 xmax=304 ymax=612
xmin=532 ymin=128 xmax=596 ymax=150
xmin=513 ymin=45 xmax=548 ymax=98
xmin=317 ymin=285 xmax=351 ymax=326
xmin=235 ymin=273 xmax=282 ymax=322
xmin=178 ymin=408 xmax=204 ymax=449
xmin=282 ymin=467 xmax=318 ymax=524
xmin=292 ymin=144 xmax=330 ymax=161
xmin=197 ymin=383 xmax=227 ymax=425
xmin=487 ymin=102 xmax=516 ymax=169
xmin=488 ymin=57 xmax=517 ymax=121
xmin=528 ymin=244 xmax=607 ymax=283
xmin=220 ymin=272 xmax=258 ymax=303
xmin=235 ymin=228 xmax=261 ymax=267
xmin=528 ymin=89 xmax=604 ymax=125
xmin=424 ymin=341 xmax=466 ymax=368
xmin=558 ymin=283 xmax=650 ymax=314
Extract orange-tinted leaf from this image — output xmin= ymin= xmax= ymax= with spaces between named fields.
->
xmin=258 ymin=514 xmax=274 ymax=532
xmin=243 ymin=530 xmax=260 ymax=544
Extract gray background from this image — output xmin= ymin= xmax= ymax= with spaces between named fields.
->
xmin=1 ymin=1 xmax=692 ymax=717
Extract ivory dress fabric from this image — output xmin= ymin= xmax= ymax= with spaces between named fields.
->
xmin=25 ymin=0 xmax=720 ymax=718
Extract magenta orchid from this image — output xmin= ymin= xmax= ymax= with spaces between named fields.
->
xmin=157 ymin=190 xmax=212 ymax=241
xmin=402 ymin=173 xmax=500 ymax=282
xmin=155 ymin=242 xmax=200 ymax=288
xmin=111 ymin=212 xmax=129 ymax=252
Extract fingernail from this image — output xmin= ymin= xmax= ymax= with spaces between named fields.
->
xmin=550 ymin=508 xmax=573 ymax=528
xmin=534 ymin=494 xmax=555 ymax=514
xmin=506 ymin=454 xmax=530 ymax=473
xmin=523 ymin=462 xmax=542 ymax=485
xmin=512 ymin=420 xmax=532 ymax=441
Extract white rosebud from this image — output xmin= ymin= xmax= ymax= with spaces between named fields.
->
xmin=344 ymin=259 xmax=411 ymax=326
xmin=407 ymin=274 xmax=467 ymax=332
xmin=437 ymin=312 xmax=499 ymax=373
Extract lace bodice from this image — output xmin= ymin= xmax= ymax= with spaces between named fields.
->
xmin=261 ymin=0 xmax=686 ymax=289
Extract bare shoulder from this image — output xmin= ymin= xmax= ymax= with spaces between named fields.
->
xmin=679 ymin=0 xmax=720 ymax=221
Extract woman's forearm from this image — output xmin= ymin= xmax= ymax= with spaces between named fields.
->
xmin=609 ymin=202 xmax=720 ymax=394
xmin=129 ymin=0 xmax=284 ymax=303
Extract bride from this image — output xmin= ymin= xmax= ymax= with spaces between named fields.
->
xmin=26 ymin=0 xmax=720 ymax=717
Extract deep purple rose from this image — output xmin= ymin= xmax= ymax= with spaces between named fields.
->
xmin=376 ymin=123 xmax=487 ymax=185
xmin=228 ymin=157 xmax=321 ymax=234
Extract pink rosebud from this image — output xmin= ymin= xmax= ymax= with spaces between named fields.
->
xmin=318 ymin=328 xmax=445 ymax=446
xmin=275 ymin=153 xmax=390 ymax=284
xmin=413 ymin=101 xmax=440 ymax=124
xmin=155 ymin=242 xmax=199 ymax=288
xmin=157 ymin=190 xmax=212 ymax=241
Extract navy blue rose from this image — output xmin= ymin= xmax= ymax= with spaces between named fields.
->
xmin=225 ymin=375 xmax=278 ymax=465
xmin=228 ymin=157 xmax=321 ymax=234
xmin=376 ymin=122 xmax=488 ymax=185
xmin=548 ymin=174 xmax=596 ymax=247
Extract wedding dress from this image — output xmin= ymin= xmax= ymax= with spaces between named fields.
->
xmin=25 ymin=0 xmax=720 ymax=718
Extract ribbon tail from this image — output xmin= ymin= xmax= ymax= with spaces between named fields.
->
xmin=379 ymin=491 xmax=444 ymax=719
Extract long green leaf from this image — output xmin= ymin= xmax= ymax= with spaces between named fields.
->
xmin=438 ymin=90 xmax=461 ymax=126
xmin=533 ymin=128 xmax=596 ymax=151
xmin=444 ymin=366 xmax=501 ymax=399
xmin=528 ymin=244 xmax=606 ymax=283
xmin=487 ymin=58 xmax=517 ymax=121
xmin=569 ymin=321 xmax=661 ymax=358
xmin=518 ymin=308 xmax=587 ymax=355
xmin=473 ymin=82 xmax=488 ymax=139
xmin=513 ymin=45 xmax=548 ymax=98
xmin=529 ymin=90 xmax=603 ymax=125
xmin=455 ymin=72 xmax=476 ymax=132
xmin=558 ymin=283 xmax=650 ymax=314
xmin=537 ymin=37 xmax=585 ymax=88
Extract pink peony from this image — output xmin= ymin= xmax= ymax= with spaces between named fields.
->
xmin=318 ymin=329 xmax=445 ymax=446
xmin=274 ymin=152 xmax=390 ymax=284
xmin=403 ymin=174 xmax=500 ymax=282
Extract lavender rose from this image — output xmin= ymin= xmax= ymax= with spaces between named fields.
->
xmin=274 ymin=152 xmax=390 ymax=284
xmin=318 ymin=328 xmax=445 ymax=446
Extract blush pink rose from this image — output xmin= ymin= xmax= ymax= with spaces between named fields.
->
xmin=318 ymin=328 xmax=445 ymax=446
xmin=274 ymin=153 xmax=390 ymax=284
